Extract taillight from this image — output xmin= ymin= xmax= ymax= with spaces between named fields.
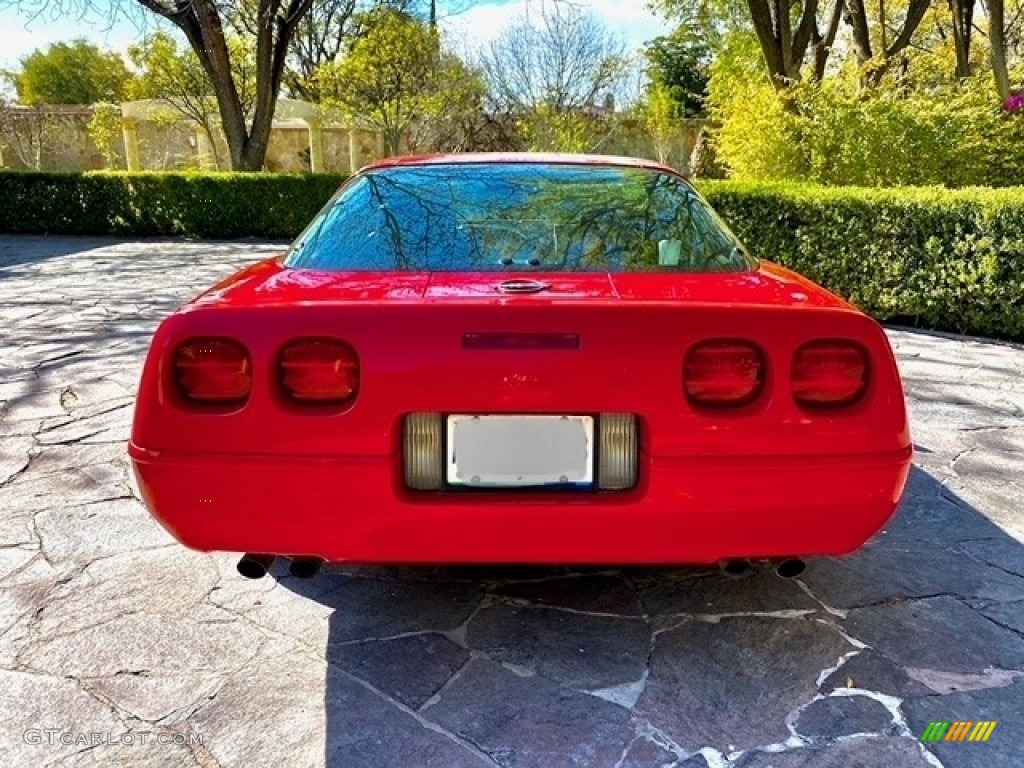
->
xmin=685 ymin=341 xmax=764 ymax=406
xmin=174 ymin=338 xmax=251 ymax=405
xmin=792 ymin=341 xmax=868 ymax=407
xmin=279 ymin=339 xmax=359 ymax=404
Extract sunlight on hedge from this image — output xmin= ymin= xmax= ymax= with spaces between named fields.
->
xmin=708 ymin=36 xmax=1024 ymax=188
xmin=701 ymin=181 xmax=1024 ymax=339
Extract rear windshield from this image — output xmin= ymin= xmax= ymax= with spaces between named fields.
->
xmin=284 ymin=162 xmax=754 ymax=272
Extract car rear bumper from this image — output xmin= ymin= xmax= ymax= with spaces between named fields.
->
xmin=130 ymin=443 xmax=912 ymax=564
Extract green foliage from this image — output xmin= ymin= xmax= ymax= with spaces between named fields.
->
xmin=518 ymin=107 xmax=602 ymax=153
xmin=128 ymin=31 xmax=255 ymax=170
xmin=317 ymin=8 xmax=477 ymax=155
xmin=0 ymin=171 xmax=345 ymax=238
xmin=14 ymin=40 xmax=133 ymax=105
xmin=638 ymin=83 xmax=679 ymax=163
xmin=128 ymin=33 xmax=213 ymax=107
xmin=87 ymin=103 xmax=123 ymax=168
xmin=708 ymin=56 xmax=1024 ymax=187
xmin=643 ymin=28 xmax=711 ymax=118
xmin=699 ymin=181 xmax=1024 ymax=339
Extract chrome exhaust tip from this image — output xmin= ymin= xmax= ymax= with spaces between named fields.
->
xmin=720 ymin=559 xmax=753 ymax=578
xmin=288 ymin=557 xmax=323 ymax=579
xmin=776 ymin=559 xmax=806 ymax=579
xmin=237 ymin=554 xmax=275 ymax=579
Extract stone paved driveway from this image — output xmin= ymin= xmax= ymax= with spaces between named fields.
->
xmin=1 ymin=236 xmax=1022 ymax=768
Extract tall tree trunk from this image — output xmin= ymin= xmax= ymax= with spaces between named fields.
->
xmin=747 ymin=0 xmax=819 ymax=88
xmin=136 ymin=0 xmax=314 ymax=171
xmin=988 ymin=0 xmax=1011 ymax=100
xmin=949 ymin=0 xmax=975 ymax=79
xmin=844 ymin=0 xmax=931 ymax=86
xmin=811 ymin=0 xmax=844 ymax=80
xmin=748 ymin=0 xmax=791 ymax=88
xmin=843 ymin=0 xmax=875 ymax=66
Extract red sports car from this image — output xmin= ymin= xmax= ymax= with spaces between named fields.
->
xmin=129 ymin=154 xmax=912 ymax=579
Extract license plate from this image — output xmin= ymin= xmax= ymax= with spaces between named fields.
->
xmin=446 ymin=415 xmax=594 ymax=488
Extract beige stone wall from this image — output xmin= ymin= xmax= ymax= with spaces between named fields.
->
xmin=135 ymin=120 xmax=197 ymax=171
xmin=266 ymin=127 xmax=311 ymax=172
xmin=0 ymin=105 xmax=704 ymax=175
xmin=593 ymin=118 xmax=704 ymax=175
xmin=0 ymin=107 xmax=109 ymax=171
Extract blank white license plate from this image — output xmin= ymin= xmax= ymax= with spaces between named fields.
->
xmin=446 ymin=415 xmax=594 ymax=488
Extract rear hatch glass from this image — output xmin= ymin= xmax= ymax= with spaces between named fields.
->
xmin=285 ymin=162 xmax=754 ymax=273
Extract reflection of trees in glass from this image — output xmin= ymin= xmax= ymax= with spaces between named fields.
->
xmin=285 ymin=164 xmax=753 ymax=272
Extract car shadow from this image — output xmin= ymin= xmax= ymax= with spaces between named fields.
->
xmin=271 ymin=465 xmax=1024 ymax=767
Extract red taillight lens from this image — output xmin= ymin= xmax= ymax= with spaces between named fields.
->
xmin=792 ymin=341 xmax=868 ymax=407
xmin=685 ymin=341 xmax=764 ymax=406
xmin=174 ymin=338 xmax=251 ymax=405
xmin=279 ymin=339 xmax=359 ymax=404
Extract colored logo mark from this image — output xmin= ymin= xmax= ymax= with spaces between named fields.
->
xmin=920 ymin=721 xmax=997 ymax=742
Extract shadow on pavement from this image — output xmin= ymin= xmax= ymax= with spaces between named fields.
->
xmin=0 ymin=236 xmax=130 ymax=275
xmin=273 ymin=466 xmax=1024 ymax=767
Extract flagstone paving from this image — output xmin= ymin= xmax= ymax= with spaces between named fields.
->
xmin=1 ymin=236 xmax=1022 ymax=767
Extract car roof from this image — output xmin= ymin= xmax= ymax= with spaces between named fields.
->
xmin=361 ymin=152 xmax=681 ymax=176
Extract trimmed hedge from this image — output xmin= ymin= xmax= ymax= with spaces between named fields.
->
xmin=700 ymin=181 xmax=1024 ymax=339
xmin=0 ymin=171 xmax=346 ymax=239
xmin=1 ymin=171 xmax=1022 ymax=338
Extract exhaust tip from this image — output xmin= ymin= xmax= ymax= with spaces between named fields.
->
xmin=720 ymin=559 xmax=752 ymax=578
xmin=776 ymin=558 xmax=806 ymax=579
xmin=288 ymin=557 xmax=324 ymax=579
xmin=237 ymin=554 xmax=275 ymax=579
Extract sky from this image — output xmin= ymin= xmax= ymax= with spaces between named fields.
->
xmin=0 ymin=0 xmax=670 ymax=70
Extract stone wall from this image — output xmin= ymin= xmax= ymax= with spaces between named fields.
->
xmin=0 ymin=104 xmax=704 ymax=175
xmin=0 ymin=107 xmax=104 ymax=171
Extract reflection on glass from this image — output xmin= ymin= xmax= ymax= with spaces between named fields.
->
xmin=285 ymin=163 xmax=755 ymax=273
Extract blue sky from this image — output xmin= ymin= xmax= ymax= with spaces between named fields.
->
xmin=0 ymin=0 xmax=669 ymax=70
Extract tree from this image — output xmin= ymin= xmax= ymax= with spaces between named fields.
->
xmin=478 ymin=6 xmax=628 ymax=151
xmin=128 ymin=32 xmax=256 ymax=170
xmin=841 ymin=0 xmax=933 ymax=84
xmin=317 ymin=8 xmax=479 ymax=155
xmin=0 ymin=99 xmax=58 ymax=169
xmin=13 ymin=0 xmax=317 ymax=169
xmin=281 ymin=0 xmax=359 ymax=100
xmin=948 ymin=0 xmax=977 ymax=79
xmin=988 ymin=0 xmax=1011 ymax=99
xmin=235 ymin=0 xmax=436 ymax=101
xmin=151 ymin=0 xmax=317 ymax=170
xmin=87 ymin=102 xmax=122 ymax=167
xmin=652 ymin=0 xmax=932 ymax=89
xmin=13 ymin=39 xmax=132 ymax=105
xmin=481 ymin=7 xmax=628 ymax=115
xmin=643 ymin=28 xmax=711 ymax=117
xmin=406 ymin=52 xmax=491 ymax=152
xmin=640 ymin=82 xmax=678 ymax=163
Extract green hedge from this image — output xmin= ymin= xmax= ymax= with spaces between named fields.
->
xmin=1 ymin=171 xmax=1022 ymax=338
xmin=0 ymin=171 xmax=346 ymax=239
xmin=700 ymin=181 xmax=1024 ymax=339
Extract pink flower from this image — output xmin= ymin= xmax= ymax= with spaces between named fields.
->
xmin=1005 ymin=92 xmax=1024 ymax=113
